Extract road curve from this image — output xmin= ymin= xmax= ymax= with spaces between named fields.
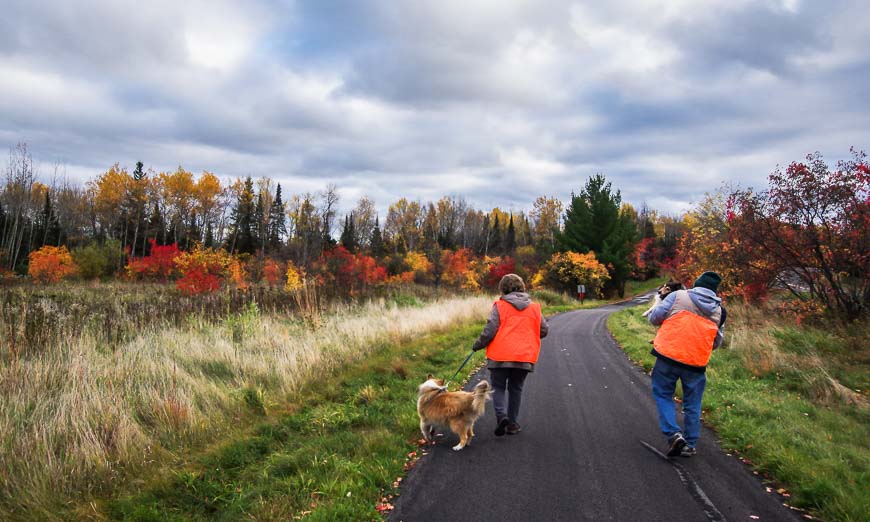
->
xmin=390 ymin=297 xmax=801 ymax=522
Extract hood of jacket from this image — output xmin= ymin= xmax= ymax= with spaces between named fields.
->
xmin=501 ymin=292 xmax=532 ymax=310
xmin=688 ymin=287 xmax=722 ymax=317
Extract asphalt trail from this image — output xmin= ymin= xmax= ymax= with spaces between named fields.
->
xmin=390 ymin=297 xmax=801 ymax=522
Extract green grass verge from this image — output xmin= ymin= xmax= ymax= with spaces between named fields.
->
xmin=104 ymin=322 xmax=485 ymax=521
xmin=607 ymin=306 xmax=870 ymax=522
xmin=532 ymin=277 xmax=667 ymax=314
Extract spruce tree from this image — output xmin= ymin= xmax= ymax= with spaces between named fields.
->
xmin=340 ymin=213 xmax=358 ymax=252
xmin=369 ymin=216 xmax=384 ymax=259
xmin=228 ymin=177 xmax=256 ymax=255
xmin=267 ymin=183 xmax=287 ymax=252
xmin=558 ymin=174 xmax=638 ymax=296
xmin=505 ymin=214 xmax=516 ymax=255
xmin=489 ymin=214 xmax=502 ymax=256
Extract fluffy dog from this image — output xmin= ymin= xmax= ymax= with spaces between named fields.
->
xmin=417 ymin=375 xmax=492 ymax=451
xmin=642 ymin=281 xmax=685 ymax=317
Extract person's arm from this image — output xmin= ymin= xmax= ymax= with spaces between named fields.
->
xmin=472 ymin=304 xmax=500 ymax=350
xmin=648 ymin=292 xmax=677 ymax=326
xmin=540 ymin=315 xmax=549 ymax=339
xmin=713 ymin=305 xmax=727 ymax=349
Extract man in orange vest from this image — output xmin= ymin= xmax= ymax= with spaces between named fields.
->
xmin=648 ymin=271 xmax=725 ymax=457
xmin=473 ymin=274 xmax=549 ymax=436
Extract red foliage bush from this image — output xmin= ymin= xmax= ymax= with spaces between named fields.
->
xmin=320 ymin=246 xmax=387 ymax=296
xmin=126 ymin=239 xmax=180 ymax=281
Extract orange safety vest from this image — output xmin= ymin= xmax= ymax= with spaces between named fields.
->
xmin=486 ymin=300 xmax=543 ymax=364
xmin=653 ymin=291 xmax=721 ymax=367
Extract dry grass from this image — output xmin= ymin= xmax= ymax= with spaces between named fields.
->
xmin=0 ymin=294 xmax=491 ymax=518
xmin=726 ymin=302 xmax=867 ymax=408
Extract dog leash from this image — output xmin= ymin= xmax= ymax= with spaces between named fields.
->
xmin=444 ymin=350 xmax=477 ymax=389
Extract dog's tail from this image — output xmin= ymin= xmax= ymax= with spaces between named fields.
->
xmin=472 ymin=380 xmax=492 ymax=412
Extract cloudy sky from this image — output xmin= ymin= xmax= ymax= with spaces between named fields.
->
xmin=1 ymin=0 xmax=868 ymax=215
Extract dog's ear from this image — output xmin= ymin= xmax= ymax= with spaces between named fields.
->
xmin=436 ymin=379 xmax=445 ymax=386
xmin=427 ymin=373 xmax=433 ymax=380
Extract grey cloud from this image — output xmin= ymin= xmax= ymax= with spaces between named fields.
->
xmin=1 ymin=0 xmax=869 ymax=217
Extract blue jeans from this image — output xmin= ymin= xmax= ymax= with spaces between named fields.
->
xmin=651 ymin=358 xmax=706 ymax=447
xmin=489 ymin=368 xmax=529 ymax=424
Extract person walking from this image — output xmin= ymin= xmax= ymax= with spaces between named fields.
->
xmin=473 ymin=274 xmax=549 ymax=436
xmin=648 ymin=271 xmax=725 ymax=457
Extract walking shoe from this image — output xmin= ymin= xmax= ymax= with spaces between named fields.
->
xmin=680 ymin=446 xmax=697 ymax=457
xmin=666 ymin=433 xmax=687 ymax=457
xmin=494 ymin=417 xmax=509 ymax=437
xmin=505 ymin=423 xmax=522 ymax=435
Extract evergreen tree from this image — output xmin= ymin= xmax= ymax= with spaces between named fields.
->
xmin=489 ymin=214 xmax=502 ymax=256
xmin=505 ymin=214 xmax=516 ymax=254
xmin=129 ymin=161 xmax=147 ymax=258
xmin=254 ymin=190 xmax=266 ymax=254
xmin=267 ymin=183 xmax=287 ymax=252
xmin=339 ymin=213 xmax=358 ymax=252
xmin=370 ymin=216 xmax=385 ymax=259
xmin=558 ymin=174 xmax=638 ymax=297
xmin=228 ymin=177 xmax=256 ymax=255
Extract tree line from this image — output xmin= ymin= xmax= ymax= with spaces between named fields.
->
xmin=2 ymin=142 xmax=682 ymax=297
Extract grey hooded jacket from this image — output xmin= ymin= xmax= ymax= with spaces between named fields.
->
xmin=472 ymin=292 xmax=549 ymax=372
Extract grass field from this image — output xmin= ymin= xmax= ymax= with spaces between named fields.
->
xmin=0 ymin=287 xmax=491 ymax=520
xmin=0 ymin=279 xmax=665 ymax=519
xmin=607 ymin=303 xmax=869 ymax=522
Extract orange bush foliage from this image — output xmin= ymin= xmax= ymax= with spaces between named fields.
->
xmin=28 ymin=246 xmax=77 ymax=284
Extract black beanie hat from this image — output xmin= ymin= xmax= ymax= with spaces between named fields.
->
xmin=693 ymin=271 xmax=721 ymax=292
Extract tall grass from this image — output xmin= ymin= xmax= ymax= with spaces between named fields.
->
xmin=0 ymin=289 xmax=491 ymax=518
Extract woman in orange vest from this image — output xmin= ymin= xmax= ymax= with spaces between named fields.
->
xmin=473 ymin=274 xmax=549 ymax=436
xmin=648 ymin=271 xmax=725 ymax=457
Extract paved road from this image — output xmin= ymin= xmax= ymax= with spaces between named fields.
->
xmin=390 ymin=297 xmax=801 ymax=522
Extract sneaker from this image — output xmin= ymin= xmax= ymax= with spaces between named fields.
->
xmin=494 ymin=417 xmax=509 ymax=437
xmin=505 ymin=423 xmax=522 ymax=435
xmin=666 ymin=433 xmax=687 ymax=457
xmin=680 ymin=446 xmax=697 ymax=458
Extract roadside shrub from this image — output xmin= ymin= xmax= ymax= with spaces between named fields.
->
xmin=28 ymin=245 xmax=77 ymax=284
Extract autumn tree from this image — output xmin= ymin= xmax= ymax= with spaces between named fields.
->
xmin=385 ymin=198 xmax=422 ymax=253
xmin=352 ymin=196 xmax=377 ymax=249
xmin=728 ymin=150 xmax=869 ymax=320
xmin=194 ymin=171 xmax=223 ymax=248
xmin=1 ymin=143 xmax=39 ymax=271
xmin=530 ymin=195 xmax=562 ymax=257
xmin=535 ymin=251 xmax=610 ymax=298
xmin=288 ymin=192 xmax=323 ymax=267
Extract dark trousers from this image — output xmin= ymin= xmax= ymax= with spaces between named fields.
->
xmin=489 ymin=367 xmax=529 ymax=424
